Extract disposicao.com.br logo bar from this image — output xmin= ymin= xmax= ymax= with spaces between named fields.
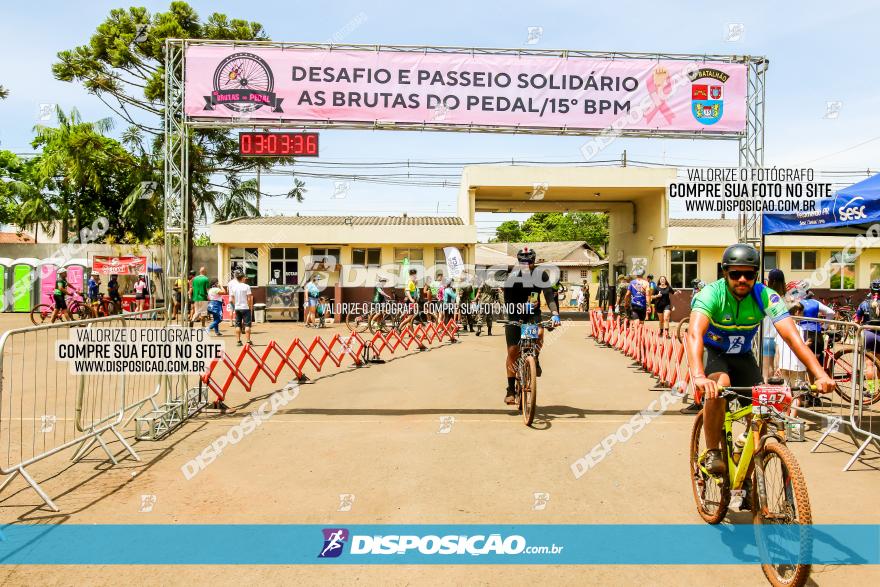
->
xmin=318 ymin=527 xmax=563 ymax=559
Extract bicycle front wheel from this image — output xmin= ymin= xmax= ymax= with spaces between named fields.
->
xmin=30 ymin=304 xmax=54 ymax=326
xmin=521 ymin=355 xmax=537 ymax=426
xmin=753 ymin=442 xmax=812 ymax=587
xmin=688 ymin=410 xmax=730 ymax=524
xmin=676 ymin=317 xmax=690 ymax=343
xmin=833 ymin=348 xmax=880 ymax=406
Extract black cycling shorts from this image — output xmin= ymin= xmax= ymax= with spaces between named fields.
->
xmin=53 ymin=293 xmax=67 ymax=310
xmin=803 ymin=330 xmax=825 ymax=360
xmin=704 ymin=346 xmax=763 ymax=393
xmin=504 ymin=317 xmax=541 ymax=346
xmin=629 ymin=306 xmax=647 ymax=321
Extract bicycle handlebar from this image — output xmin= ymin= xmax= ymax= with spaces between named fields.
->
xmin=714 ymin=384 xmax=817 ymax=403
xmin=498 ymin=319 xmax=557 ymax=330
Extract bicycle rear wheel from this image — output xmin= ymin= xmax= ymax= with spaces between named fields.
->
xmin=688 ymin=411 xmax=730 ymax=524
xmin=520 ymin=355 xmax=537 ymax=426
xmin=346 ymin=312 xmax=368 ymax=333
xmin=368 ymin=312 xmax=389 ymax=335
xmin=30 ymin=304 xmax=54 ymax=326
xmin=753 ymin=442 xmax=812 ymax=587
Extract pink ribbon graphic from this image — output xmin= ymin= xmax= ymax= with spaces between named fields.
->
xmin=644 ymin=73 xmax=675 ymax=125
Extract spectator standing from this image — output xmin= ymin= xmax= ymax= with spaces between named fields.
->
xmin=228 ymin=270 xmax=253 ymax=347
xmin=761 ymin=269 xmax=787 ymax=380
xmin=206 ymin=279 xmax=225 ymax=336
xmin=190 ymin=267 xmax=210 ymax=328
xmin=133 ymin=274 xmax=148 ymax=312
xmin=305 ymin=275 xmax=321 ymax=328
xmin=107 ymin=274 xmax=121 ymax=314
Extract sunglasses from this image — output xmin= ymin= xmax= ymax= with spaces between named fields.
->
xmin=728 ymin=270 xmax=757 ymax=281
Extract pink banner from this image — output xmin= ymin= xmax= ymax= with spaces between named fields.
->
xmin=185 ymin=47 xmax=747 ymax=133
xmin=93 ymin=255 xmax=147 ymax=276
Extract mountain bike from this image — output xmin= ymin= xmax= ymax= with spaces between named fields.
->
xmin=500 ymin=318 xmax=555 ymax=426
xmin=690 ymin=383 xmax=814 ymax=587
xmin=30 ymin=292 xmax=91 ymax=325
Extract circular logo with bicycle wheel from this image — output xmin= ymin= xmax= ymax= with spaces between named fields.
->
xmin=203 ymin=52 xmax=284 ymax=114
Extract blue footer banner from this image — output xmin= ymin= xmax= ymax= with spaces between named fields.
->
xmin=1 ymin=524 xmax=877 ymax=565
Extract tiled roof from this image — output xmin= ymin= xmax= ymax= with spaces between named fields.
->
xmin=215 ymin=215 xmax=464 ymax=226
xmin=0 ymin=232 xmax=35 ymax=243
xmin=668 ymin=218 xmax=738 ymax=227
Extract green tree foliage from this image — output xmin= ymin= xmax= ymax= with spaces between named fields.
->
xmin=0 ymin=85 xmax=8 ymax=99
xmin=4 ymin=107 xmax=162 ymax=243
xmin=492 ymin=212 xmax=609 ymax=253
xmin=52 ymin=2 xmax=301 ymax=245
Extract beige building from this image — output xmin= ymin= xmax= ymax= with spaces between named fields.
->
xmin=210 ymin=215 xmax=475 ymax=288
xmin=209 ymin=165 xmax=879 ymax=313
xmin=666 ymin=218 xmax=880 ymax=293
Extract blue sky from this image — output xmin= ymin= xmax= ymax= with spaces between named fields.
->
xmin=1 ymin=0 xmax=878 ymax=239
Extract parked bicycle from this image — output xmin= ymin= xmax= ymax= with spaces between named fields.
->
xmin=499 ymin=318 xmax=556 ymax=426
xmin=809 ymin=330 xmax=880 ymax=406
xmin=690 ymin=382 xmax=813 ymax=587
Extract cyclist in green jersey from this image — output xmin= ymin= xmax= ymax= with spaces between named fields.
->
xmin=372 ymin=278 xmax=393 ymax=304
xmin=686 ymin=243 xmax=834 ymax=474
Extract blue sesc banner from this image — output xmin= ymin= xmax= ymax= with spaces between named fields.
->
xmin=764 ymin=172 xmax=880 ymax=234
xmin=0 ymin=524 xmax=877 ymax=565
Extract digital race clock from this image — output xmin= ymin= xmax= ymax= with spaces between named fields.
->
xmin=238 ymin=132 xmax=319 ymax=157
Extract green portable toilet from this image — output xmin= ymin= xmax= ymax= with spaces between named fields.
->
xmin=11 ymin=258 xmax=39 ymax=312
xmin=0 ymin=257 xmax=11 ymax=312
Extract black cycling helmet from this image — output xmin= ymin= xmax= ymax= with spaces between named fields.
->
xmin=516 ymin=247 xmax=537 ymax=264
xmin=871 ymin=279 xmax=880 ymax=293
xmin=721 ymin=243 xmax=761 ymax=269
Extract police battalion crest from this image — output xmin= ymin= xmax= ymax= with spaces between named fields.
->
xmin=689 ymin=68 xmax=729 ymax=125
xmin=203 ymin=52 xmax=284 ymax=113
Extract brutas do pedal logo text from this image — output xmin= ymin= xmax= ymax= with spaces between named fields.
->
xmin=203 ymin=52 xmax=284 ymax=113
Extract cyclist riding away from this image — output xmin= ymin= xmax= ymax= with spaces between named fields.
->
xmin=624 ymin=268 xmax=650 ymax=323
xmin=50 ymin=267 xmax=76 ymax=323
xmin=687 ymin=243 xmax=834 ymax=475
xmin=502 ymin=247 xmax=561 ymax=405
xmin=372 ymin=277 xmax=393 ymax=305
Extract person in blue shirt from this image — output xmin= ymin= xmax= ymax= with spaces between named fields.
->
xmin=623 ymin=268 xmax=650 ymax=323
xmin=788 ymin=282 xmax=835 ymax=362
xmin=87 ymin=272 xmax=102 ymax=317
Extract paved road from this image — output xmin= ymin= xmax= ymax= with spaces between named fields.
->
xmin=0 ymin=315 xmax=877 ymax=585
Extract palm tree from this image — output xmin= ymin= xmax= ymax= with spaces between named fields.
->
xmin=0 ymin=85 xmax=9 ymax=99
xmin=215 ymin=176 xmax=259 ymax=221
xmin=30 ymin=106 xmax=116 ymax=241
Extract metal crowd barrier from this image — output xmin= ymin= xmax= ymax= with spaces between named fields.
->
xmin=0 ymin=308 xmax=176 ymax=511
xmin=849 ymin=322 xmax=880 ymax=468
xmin=768 ymin=315 xmax=878 ymax=470
xmin=199 ymin=319 xmax=460 ymax=405
xmin=588 ymin=309 xmax=879 ymax=470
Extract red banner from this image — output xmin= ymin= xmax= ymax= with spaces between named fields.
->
xmin=93 ymin=256 xmax=147 ymax=275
